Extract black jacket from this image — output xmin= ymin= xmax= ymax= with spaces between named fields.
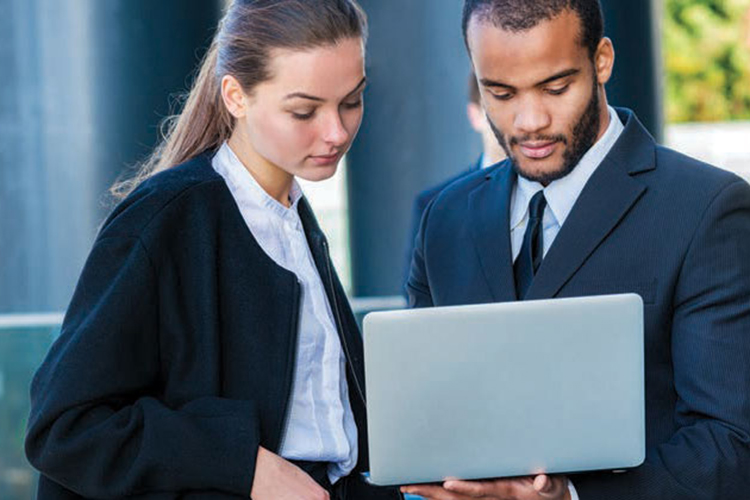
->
xmin=26 ymin=153 xmax=399 ymax=499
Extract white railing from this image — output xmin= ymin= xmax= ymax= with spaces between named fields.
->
xmin=0 ymin=296 xmax=407 ymax=332
xmin=0 ymin=313 xmax=65 ymax=329
xmin=350 ymin=295 xmax=407 ymax=313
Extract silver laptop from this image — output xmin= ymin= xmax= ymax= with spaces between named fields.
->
xmin=363 ymin=294 xmax=645 ymax=486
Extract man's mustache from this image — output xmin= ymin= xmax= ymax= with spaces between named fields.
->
xmin=508 ymin=134 xmax=568 ymax=146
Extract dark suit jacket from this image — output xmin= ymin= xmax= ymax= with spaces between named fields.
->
xmin=407 ymin=108 xmax=750 ymax=499
xmin=25 ymin=154 xmax=400 ymax=500
xmin=403 ymin=156 xmax=483 ymax=288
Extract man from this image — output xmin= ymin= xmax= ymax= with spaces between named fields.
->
xmin=404 ymin=73 xmax=506 ymax=287
xmin=403 ymin=1 xmax=750 ymax=499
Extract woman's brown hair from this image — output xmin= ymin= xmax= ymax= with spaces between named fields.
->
xmin=111 ymin=0 xmax=367 ymax=199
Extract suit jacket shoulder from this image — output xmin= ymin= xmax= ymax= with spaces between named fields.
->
xmin=433 ymin=162 xmax=505 ymax=204
xmin=414 ymin=161 xmax=481 ymax=215
xmin=421 ymin=162 xmax=508 ymax=237
xmin=653 ymin=144 xmax=743 ymax=193
xmin=632 ymin=144 xmax=749 ymax=237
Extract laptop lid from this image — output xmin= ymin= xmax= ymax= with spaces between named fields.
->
xmin=363 ymin=294 xmax=645 ymax=486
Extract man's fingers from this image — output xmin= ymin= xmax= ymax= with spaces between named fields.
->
xmin=403 ymin=475 xmax=567 ymax=500
xmin=444 ymin=478 xmax=531 ymax=498
xmin=533 ymin=474 xmax=569 ymax=498
xmin=533 ymin=474 xmax=551 ymax=493
xmin=443 ymin=479 xmax=492 ymax=497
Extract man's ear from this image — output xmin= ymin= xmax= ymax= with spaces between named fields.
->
xmin=594 ymin=37 xmax=615 ymax=86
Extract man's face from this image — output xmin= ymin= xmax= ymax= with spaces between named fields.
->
xmin=467 ymin=10 xmax=613 ymax=184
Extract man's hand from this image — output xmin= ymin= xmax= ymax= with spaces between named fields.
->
xmin=401 ymin=474 xmax=570 ymax=500
xmin=250 ymin=446 xmax=330 ymax=500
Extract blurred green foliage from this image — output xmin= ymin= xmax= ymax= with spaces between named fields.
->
xmin=664 ymin=0 xmax=750 ymax=122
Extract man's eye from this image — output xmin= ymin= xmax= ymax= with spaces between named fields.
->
xmin=546 ymin=85 xmax=570 ymax=96
xmin=491 ymin=92 xmax=513 ymax=101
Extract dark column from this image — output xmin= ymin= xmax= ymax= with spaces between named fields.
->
xmin=347 ymin=0 xmax=480 ymax=297
xmin=602 ymin=0 xmax=664 ymax=140
xmin=0 ymin=0 xmax=222 ymax=313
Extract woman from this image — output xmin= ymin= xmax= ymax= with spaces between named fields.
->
xmin=25 ymin=1 xmax=401 ymax=499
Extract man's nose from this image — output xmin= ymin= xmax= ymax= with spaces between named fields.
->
xmin=513 ymin=98 xmax=551 ymax=134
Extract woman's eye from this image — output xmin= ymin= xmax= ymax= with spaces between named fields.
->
xmin=291 ymin=110 xmax=316 ymax=121
xmin=342 ymin=99 xmax=363 ymax=109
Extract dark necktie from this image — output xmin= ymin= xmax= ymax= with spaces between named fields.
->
xmin=514 ymin=190 xmax=547 ymax=300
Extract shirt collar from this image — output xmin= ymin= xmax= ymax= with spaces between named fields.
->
xmin=480 ymin=152 xmax=506 ymax=170
xmin=479 ymin=153 xmax=491 ymax=169
xmin=212 ymin=141 xmax=303 ymax=221
xmin=511 ymin=106 xmax=624 ymax=229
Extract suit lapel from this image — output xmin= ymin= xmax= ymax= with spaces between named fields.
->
xmin=525 ymin=109 xmax=655 ymax=300
xmin=468 ymin=163 xmax=518 ymax=302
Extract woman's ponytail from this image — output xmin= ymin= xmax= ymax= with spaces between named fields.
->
xmin=110 ymin=40 xmax=232 ymax=199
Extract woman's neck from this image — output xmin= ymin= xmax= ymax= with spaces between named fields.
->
xmin=227 ymin=132 xmax=295 ymax=208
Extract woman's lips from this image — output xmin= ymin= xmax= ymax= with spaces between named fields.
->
xmin=519 ymin=142 xmax=558 ymax=159
xmin=309 ymin=152 xmax=342 ymax=166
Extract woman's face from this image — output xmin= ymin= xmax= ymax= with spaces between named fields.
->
xmin=225 ymin=37 xmax=366 ymax=183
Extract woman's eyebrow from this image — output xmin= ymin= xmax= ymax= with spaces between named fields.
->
xmin=283 ymin=76 xmax=367 ymax=102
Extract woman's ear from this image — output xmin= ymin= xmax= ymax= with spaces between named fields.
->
xmin=221 ymin=75 xmax=248 ymax=118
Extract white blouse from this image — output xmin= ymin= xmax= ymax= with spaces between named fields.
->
xmin=212 ymin=142 xmax=357 ymax=484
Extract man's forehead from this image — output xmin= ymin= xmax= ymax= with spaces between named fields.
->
xmin=467 ymin=11 xmax=587 ymax=83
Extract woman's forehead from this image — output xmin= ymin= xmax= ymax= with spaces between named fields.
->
xmin=262 ymin=38 xmax=366 ymax=100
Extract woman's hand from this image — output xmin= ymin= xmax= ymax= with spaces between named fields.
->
xmin=250 ymin=446 xmax=330 ymax=500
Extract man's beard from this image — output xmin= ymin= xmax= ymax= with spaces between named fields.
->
xmin=488 ymin=79 xmax=601 ymax=185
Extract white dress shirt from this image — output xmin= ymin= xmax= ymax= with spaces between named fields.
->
xmin=508 ymin=107 xmax=624 ymax=500
xmin=212 ymin=142 xmax=358 ymax=484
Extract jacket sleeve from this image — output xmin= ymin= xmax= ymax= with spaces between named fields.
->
xmin=25 ymin=235 xmax=260 ymax=498
xmin=406 ymin=197 xmax=436 ymax=309
xmin=574 ymin=179 xmax=750 ymax=499
xmin=403 ymin=191 xmax=433 ymax=294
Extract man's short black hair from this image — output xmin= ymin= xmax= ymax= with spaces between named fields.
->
xmin=462 ymin=0 xmax=604 ymax=58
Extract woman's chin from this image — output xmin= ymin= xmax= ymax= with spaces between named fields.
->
xmin=296 ymin=164 xmax=339 ymax=183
